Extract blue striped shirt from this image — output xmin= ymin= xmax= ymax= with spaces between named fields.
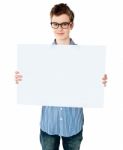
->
xmin=40 ymin=39 xmax=84 ymax=137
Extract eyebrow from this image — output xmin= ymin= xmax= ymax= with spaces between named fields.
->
xmin=51 ymin=21 xmax=70 ymax=23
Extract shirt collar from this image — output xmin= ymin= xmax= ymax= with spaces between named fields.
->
xmin=52 ymin=38 xmax=76 ymax=45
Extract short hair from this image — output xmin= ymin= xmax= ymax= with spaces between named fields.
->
xmin=50 ymin=3 xmax=74 ymax=22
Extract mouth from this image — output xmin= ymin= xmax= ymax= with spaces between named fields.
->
xmin=56 ymin=33 xmax=64 ymax=35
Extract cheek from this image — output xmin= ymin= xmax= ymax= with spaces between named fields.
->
xmin=52 ymin=29 xmax=57 ymax=34
xmin=64 ymin=29 xmax=70 ymax=35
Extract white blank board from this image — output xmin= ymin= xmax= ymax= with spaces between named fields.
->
xmin=17 ymin=45 xmax=106 ymax=107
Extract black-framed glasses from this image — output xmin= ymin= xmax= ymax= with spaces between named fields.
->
xmin=50 ymin=22 xmax=71 ymax=29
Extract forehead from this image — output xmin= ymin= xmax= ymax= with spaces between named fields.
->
xmin=51 ymin=14 xmax=70 ymax=23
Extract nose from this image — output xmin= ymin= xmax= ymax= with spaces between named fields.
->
xmin=57 ymin=25 xmax=63 ymax=31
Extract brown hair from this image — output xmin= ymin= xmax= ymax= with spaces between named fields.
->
xmin=50 ymin=3 xmax=74 ymax=22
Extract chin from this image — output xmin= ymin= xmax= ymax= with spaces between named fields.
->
xmin=56 ymin=36 xmax=67 ymax=40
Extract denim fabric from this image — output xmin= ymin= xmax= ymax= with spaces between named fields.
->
xmin=40 ymin=129 xmax=83 ymax=150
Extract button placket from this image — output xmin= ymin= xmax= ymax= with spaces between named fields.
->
xmin=59 ymin=108 xmax=63 ymax=121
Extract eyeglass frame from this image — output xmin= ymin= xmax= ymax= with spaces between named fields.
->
xmin=50 ymin=22 xmax=72 ymax=29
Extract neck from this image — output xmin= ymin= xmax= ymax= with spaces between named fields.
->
xmin=56 ymin=38 xmax=70 ymax=45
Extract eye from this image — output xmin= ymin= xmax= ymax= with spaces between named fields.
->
xmin=62 ymin=22 xmax=69 ymax=26
xmin=52 ymin=22 xmax=58 ymax=26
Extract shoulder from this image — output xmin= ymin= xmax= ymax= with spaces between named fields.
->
xmin=70 ymin=38 xmax=77 ymax=45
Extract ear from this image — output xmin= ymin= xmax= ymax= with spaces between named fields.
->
xmin=70 ymin=22 xmax=74 ymax=30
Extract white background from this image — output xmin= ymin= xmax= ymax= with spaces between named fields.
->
xmin=0 ymin=0 xmax=123 ymax=150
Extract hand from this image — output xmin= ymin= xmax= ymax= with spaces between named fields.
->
xmin=15 ymin=71 xmax=23 ymax=84
xmin=102 ymin=74 xmax=108 ymax=87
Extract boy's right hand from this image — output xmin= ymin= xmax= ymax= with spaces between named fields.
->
xmin=15 ymin=71 xmax=23 ymax=84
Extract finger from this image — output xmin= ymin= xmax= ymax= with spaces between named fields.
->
xmin=15 ymin=71 xmax=20 ymax=74
xmin=16 ymin=80 xmax=19 ymax=84
xmin=102 ymin=81 xmax=107 ymax=87
xmin=15 ymin=75 xmax=23 ymax=78
xmin=18 ymin=78 xmax=22 ymax=81
xmin=102 ymin=80 xmax=107 ymax=84
xmin=15 ymin=79 xmax=22 ymax=84
xmin=104 ymin=74 xmax=108 ymax=79
xmin=102 ymin=74 xmax=108 ymax=80
xmin=15 ymin=78 xmax=22 ymax=82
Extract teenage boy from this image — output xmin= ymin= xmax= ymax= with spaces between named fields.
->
xmin=15 ymin=3 xmax=108 ymax=150
xmin=40 ymin=3 xmax=84 ymax=150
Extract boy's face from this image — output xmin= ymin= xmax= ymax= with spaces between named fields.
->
xmin=51 ymin=14 xmax=73 ymax=41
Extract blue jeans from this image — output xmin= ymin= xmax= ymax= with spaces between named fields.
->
xmin=40 ymin=129 xmax=83 ymax=150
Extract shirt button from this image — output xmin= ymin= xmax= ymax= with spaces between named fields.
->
xmin=60 ymin=108 xmax=62 ymax=110
xmin=60 ymin=118 xmax=63 ymax=121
